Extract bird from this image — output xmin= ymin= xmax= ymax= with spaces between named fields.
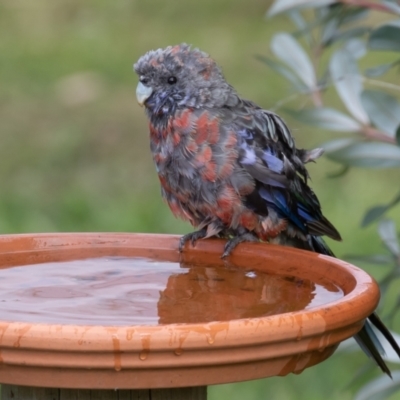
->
xmin=134 ymin=43 xmax=400 ymax=376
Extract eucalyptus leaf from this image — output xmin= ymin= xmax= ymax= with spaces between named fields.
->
xmin=365 ymin=61 xmax=399 ymax=77
xmin=362 ymin=191 xmax=400 ymax=227
xmin=326 ymin=142 xmax=400 ymax=168
xmin=378 ymin=219 xmax=400 ymax=256
xmin=292 ymin=6 xmax=366 ymax=43
xmin=268 ymin=0 xmax=336 ymax=17
xmin=354 ymin=371 xmax=400 ymax=400
xmin=330 ymin=48 xmax=370 ymax=124
xmin=321 ymin=18 xmax=339 ymax=46
xmin=327 ymin=164 xmax=349 ymax=178
xmin=396 ymin=124 xmax=400 ymax=146
xmin=286 ymin=107 xmax=361 ymax=131
xmin=369 ymin=20 xmax=400 ymax=52
xmin=331 ymin=27 xmax=370 ymax=45
xmin=361 ymin=90 xmax=400 ymax=137
xmin=256 ymin=55 xmax=308 ymax=92
xmin=344 ymin=38 xmax=367 ymax=59
xmin=321 ymin=137 xmax=358 ymax=153
xmin=373 ymin=327 xmax=400 ymax=364
xmin=382 ymin=0 xmax=400 ymax=16
xmin=339 ymin=7 xmax=370 ymax=26
xmin=270 ymin=33 xmax=317 ymax=89
xmin=288 ymin=9 xmax=307 ymax=30
xmin=345 ymin=254 xmax=393 ymax=265
xmin=362 ymin=205 xmax=391 ymax=227
xmin=338 ymin=337 xmax=358 ymax=353
xmin=289 ymin=10 xmax=312 ymax=46
xmin=293 ymin=6 xmax=342 ymax=38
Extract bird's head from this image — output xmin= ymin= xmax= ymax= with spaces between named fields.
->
xmin=134 ymin=44 xmax=238 ymax=115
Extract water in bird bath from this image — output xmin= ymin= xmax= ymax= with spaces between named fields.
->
xmin=0 ymin=257 xmax=343 ymax=325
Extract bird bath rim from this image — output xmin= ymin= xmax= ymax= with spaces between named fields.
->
xmin=0 ymin=233 xmax=380 ymax=389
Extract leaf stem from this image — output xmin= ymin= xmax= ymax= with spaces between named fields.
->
xmin=310 ymin=45 xmax=324 ymax=108
xmin=361 ymin=126 xmax=397 ymax=144
xmin=270 ymin=92 xmax=303 ymax=111
xmin=339 ymin=0 xmax=400 ymax=15
xmin=362 ymin=77 xmax=400 ymax=93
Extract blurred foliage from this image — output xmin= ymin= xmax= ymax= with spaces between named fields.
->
xmin=0 ymin=0 xmax=400 ymax=399
xmin=266 ymin=0 xmax=400 ymax=398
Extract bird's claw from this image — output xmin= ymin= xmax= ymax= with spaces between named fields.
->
xmin=221 ymin=233 xmax=259 ymax=258
xmin=178 ymin=229 xmax=207 ymax=252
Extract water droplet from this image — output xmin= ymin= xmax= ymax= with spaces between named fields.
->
xmin=207 ymin=336 xmax=214 ymax=345
xmin=114 ymin=365 xmax=121 ymax=371
xmin=174 ymin=348 xmax=183 ymax=356
xmin=139 ymin=351 xmax=148 ymax=360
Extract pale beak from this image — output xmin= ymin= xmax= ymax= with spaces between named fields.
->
xmin=136 ymin=82 xmax=153 ymax=106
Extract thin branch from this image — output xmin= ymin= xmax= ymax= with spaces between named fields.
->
xmin=311 ymin=89 xmax=323 ymax=107
xmin=361 ymin=126 xmax=397 ymax=144
xmin=310 ymin=45 xmax=324 ymax=108
xmin=362 ymin=77 xmax=400 ymax=93
xmin=270 ymin=92 xmax=303 ymax=111
xmin=339 ymin=0 xmax=400 ymax=15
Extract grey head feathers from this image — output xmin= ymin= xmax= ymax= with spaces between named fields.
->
xmin=134 ymin=43 xmax=239 ymax=109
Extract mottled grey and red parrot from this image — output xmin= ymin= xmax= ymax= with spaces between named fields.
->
xmin=134 ymin=43 xmax=400 ymax=375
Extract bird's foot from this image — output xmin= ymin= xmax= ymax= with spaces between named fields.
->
xmin=179 ymin=229 xmax=207 ymax=252
xmin=222 ymin=232 xmax=259 ymax=258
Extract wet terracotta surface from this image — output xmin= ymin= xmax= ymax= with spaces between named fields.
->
xmin=0 ymin=257 xmax=342 ymax=325
xmin=0 ymin=233 xmax=380 ymax=389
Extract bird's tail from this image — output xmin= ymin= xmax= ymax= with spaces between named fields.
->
xmin=306 ymin=235 xmax=400 ymax=377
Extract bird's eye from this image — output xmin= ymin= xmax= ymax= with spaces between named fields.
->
xmin=167 ymin=76 xmax=177 ymax=85
xmin=139 ymin=76 xmax=149 ymax=85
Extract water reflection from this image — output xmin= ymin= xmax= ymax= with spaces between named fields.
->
xmin=158 ymin=264 xmax=316 ymax=324
xmin=0 ymin=257 xmax=342 ymax=326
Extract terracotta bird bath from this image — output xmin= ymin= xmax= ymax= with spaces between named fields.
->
xmin=0 ymin=233 xmax=379 ymax=399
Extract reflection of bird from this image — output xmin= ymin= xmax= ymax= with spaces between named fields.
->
xmin=134 ymin=44 xmax=400 ymax=375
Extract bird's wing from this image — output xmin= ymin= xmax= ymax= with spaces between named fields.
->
xmin=225 ymin=100 xmax=341 ymax=241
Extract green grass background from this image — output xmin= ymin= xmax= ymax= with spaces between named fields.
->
xmin=0 ymin=0 xmax=399 ymax=399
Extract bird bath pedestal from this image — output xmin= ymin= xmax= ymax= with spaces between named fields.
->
xmin=0 ymin=233 xmax=380 ymax=399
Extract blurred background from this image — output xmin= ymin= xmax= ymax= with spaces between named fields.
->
xmin=0 ymin=0 xmax=399 ymax=399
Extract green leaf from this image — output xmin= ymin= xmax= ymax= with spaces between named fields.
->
xmin=396 ymin=124 xmax=400 ymax=146
xmin=325 ymin=142 xmax=400 ymax=168
xmin=327 ymin=164 xmax=349 ymax=178
xmin=378 ymin=219 xmax=399 ymax=256
xmin=361 ymin=90 xmax=400 ymax=137
xmin=256 ymin=55 xmax=308 ymax=92
xmin=293 ymin=7 xmax=369 ymax=43
xmin=369 ymin=20 xmax=400 ymax=52
xmin=343 ymin=38 xmax=366 ymax=59
xmin=382 ymin=1 xmax=400 ymax=16
xmin=293 ymin=6 xmax=341 ymax=39
xmin=330 ymin=48 xmax=369 ymax=124
xmin=354 ymin=370 xmax=400 ymax=400
xmin=362 ymin=191 xmax=400 ymax=227
xmin=289 ymin=10 xmax=313 ymax=46
xmin=365 ymin=60 xmax=400 ymax=77
xmin=372 ymin=327 xmax=400 ymax=364
xmin=339 ymin=7 xmax=369 ymax=26
xmin=288 ymin=9 xmax=307 ymax=30
xmin=321 ymin=137 xmax=358 ymax=153
xmin=270 ymin=33 xmax=317 ymax=89
xmin=321 ymin=18 xmax=339 ymax=46
xmin=285 ymin=107 xmax=361 ymax=131
xmin=362 ymin=206 xmax=390 ymax=227
xmin=330 ymin=27 xmax=370 ymax=45
xmin=345 ymin=254 xmax=393 ymax=265
xmin=268 ymin=0 xmax=336 ymax=17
